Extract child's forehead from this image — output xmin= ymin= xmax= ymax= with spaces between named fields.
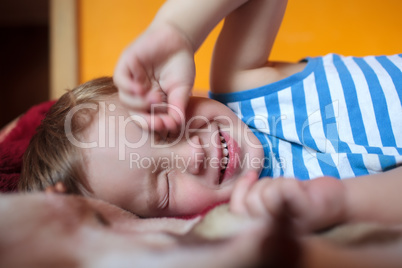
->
xmin=81 ymin=98 xmax=147 ymax=146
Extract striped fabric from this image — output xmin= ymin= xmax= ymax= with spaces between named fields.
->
xmin=210 ymin=54 xmax=402 ymax=180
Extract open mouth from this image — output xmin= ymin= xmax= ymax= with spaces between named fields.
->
xmin=219 ymin=131 xmax=229 ymax=184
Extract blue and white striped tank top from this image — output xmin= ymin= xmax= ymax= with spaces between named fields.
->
xmin=210 ymin=54 xmax=402 ymax=180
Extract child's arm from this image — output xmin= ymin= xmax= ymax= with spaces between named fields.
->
xmin=114 ymin=0 xmax=251 ymax=131
xmin=342 ymin=166 xmax=402 ymax=225
xmin=114 ymin=0 xmax=288 ymax=131
xmin=211 ymin=0 xmax=288 ymax=93
xmin=230 ymin=167 xmax=402 ymax=233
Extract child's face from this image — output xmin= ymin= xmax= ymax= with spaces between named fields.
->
xmin=82 ymin=96 xmax=263 ymax=217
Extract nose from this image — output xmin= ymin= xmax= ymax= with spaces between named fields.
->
xmin=176 ymin=135 xmax=206 ymax=175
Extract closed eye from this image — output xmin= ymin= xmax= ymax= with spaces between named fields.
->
xmin=152 ymin=130 xmax=170 ymax=144
xmin=161 ymin=130 xmax=171 ymax=142
xmin=93 ymin=211 xmax=111 ymax=227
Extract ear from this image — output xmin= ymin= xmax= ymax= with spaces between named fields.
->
xmin=45 ymin=182 xmax=67 ymax=194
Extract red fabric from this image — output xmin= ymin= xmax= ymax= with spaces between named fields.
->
xmin=0 ymin=101 xmax=55 ymax=192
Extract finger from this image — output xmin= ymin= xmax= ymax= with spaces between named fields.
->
xmin=277 ymin=179 xmax=311 ymax=218
xmin=125 ymin=51 xmax=155 ymax=96
xmin=146 ymin=88 xmax=168 ymax=107
xmin=150 ymin=114 xmax=179 ymax=132
xmin=244 ymin=178 xmax=275 ymax=218
xmin=280 ymin=177 xmax=346 ymax=232
xmin=260 ymin=179 xmax=311 ymax=230
xmin=114 ymin=53 xmax=151 ymax=96
xmin=113 ymin=53 xmax=137 ymax=93
xmin=130 ymin=112 xmax=177 ymax=133
xmin=113 ymin=67 xmax=134 ymax=94
xmin=167 ymin=86 xmax=191 ymax=128
xmin=122 ymin=87 xmax=168 ymax=113
xmin=119 ymin=89 xmax=148 ymax=110
xmin=259 ymin=178 xmax=288 ymax=219
xmin=229 ymin=171 xmax=259 ymax=215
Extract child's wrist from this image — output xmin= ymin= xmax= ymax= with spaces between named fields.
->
xmin=148 ymin=21 xmax=196 ymax=54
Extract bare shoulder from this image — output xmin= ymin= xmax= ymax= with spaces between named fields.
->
xmin=210 ymin=61 xmax=307 ymax=94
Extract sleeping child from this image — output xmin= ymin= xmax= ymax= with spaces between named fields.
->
xmin=19 ymin=0 xmax=402 ymax=232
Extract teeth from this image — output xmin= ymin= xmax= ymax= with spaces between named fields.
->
xmin=222 ymin=157 xmax=228 ymax=165
xmin=219 ymin=131 xmax=229 ymax=183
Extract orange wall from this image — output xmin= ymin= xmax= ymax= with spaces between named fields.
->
xmin=79 ymin=0 xmax=402 ymax=91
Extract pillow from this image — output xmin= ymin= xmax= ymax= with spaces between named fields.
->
xmin=0 ymin=101 xmax=55 ymax=192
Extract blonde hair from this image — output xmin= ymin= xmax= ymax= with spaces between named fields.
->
xmin=19 ymin=77 xmax=117 ymax=194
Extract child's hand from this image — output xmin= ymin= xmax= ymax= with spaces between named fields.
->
xmin=114 ymin=25 xmax=195 ymax=132
xmin=229 ymin=172 xmax=347 ymax=233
